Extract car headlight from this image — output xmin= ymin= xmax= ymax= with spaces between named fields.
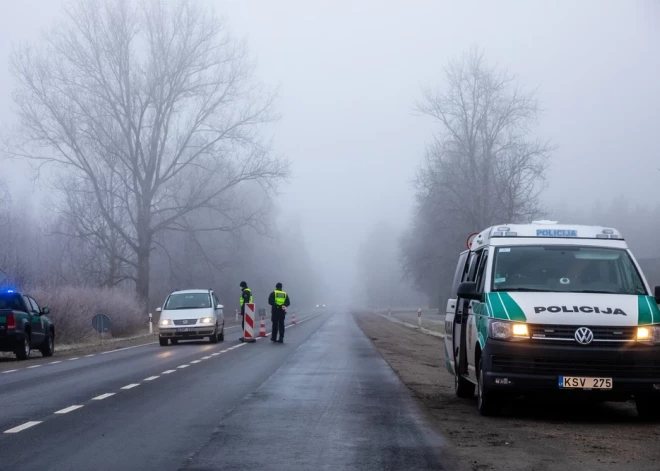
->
xmin=637 ymin=326 xmax=660 ymax=345
xmin=200 ymin=317 xmax=213 ymax=324
xmin=489 ymin=320 xmax=529 ymax=341
xmin=159 ymin=319 xmax=171 ymax=326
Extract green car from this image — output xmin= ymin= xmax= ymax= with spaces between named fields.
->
xmin=0 ymin=290 xmax=55 ymax=360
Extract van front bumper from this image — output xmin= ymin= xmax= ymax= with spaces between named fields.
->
xmin=159 ymin=325 xmax=216 ymax=340
xmin=483 ymin=340 xmax=660 ymax=398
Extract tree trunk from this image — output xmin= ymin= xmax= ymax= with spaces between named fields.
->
xmin=136 ymin=209 xmax=152 ymax=308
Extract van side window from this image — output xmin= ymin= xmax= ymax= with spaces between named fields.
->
xmin=451 ymin=251 xmax=469 ymax=295
xmin=476 ymin=251 xmax=489 ymax=292
xmin=464 ymin=250 xmax=483 ymax=283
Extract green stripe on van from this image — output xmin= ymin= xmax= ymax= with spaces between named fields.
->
xmin=638 ymin=295 xmax=660 ymax=325
xmin=485 ymin=293 xmax=527 ymax=322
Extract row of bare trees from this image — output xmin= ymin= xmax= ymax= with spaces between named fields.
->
xmin=5 ymin=0 xmax=295 ymax=306
xmin=401 ymin=48 xmax=553 ymax=307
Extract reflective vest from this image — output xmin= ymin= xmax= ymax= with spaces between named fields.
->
xmin=240 ymin=288 xmax=253 ymax=306
xmin=273 ymin=290 xmax=287 ymax=307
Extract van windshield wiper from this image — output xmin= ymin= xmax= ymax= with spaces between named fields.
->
xmin=495 ymin=287 xmax=555 ymax=292
xmin=575 ymin=289 xmax=619 ymax=295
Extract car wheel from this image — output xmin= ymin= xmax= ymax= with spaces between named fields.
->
xmin=636 ymin=395 xmax=660 ymax=421
xmin=455 ymin=370 xmax=476 ymax=398
xmin=159 ymin=337 xmax=169 ymax=347
xmin=15 ymin=333 xmax=31 ymax=360
xmin=218 ymin=323 xmax=224 ymax=342
xmin=209 ymin=325 xmax=219 ymax=344
xmin=477 ymin=357 xmax=500 ymax=416
xmin=40 ymin=331 xmax=55 ymax=357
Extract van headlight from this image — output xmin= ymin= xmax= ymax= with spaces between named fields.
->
xmin=200 ymin=317 xmax=213 ymax=324
xmin=489 ymin=320 xmax=529 ymax=341
xmin=637 ymin=326 xmax=660 ymax=345
xmin=159 ymin=319 xmax=171 ymax=326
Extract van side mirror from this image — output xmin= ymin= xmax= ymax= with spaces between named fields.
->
xmin=156 ymin=307 xmax=162 ymax=312
xmin=457 ymin=281 xmax=481 ymax=301
xmin=216 ymin=304 xmax=223 ymax=310
xmin=654 ymin=286 xmax=660 ymax=305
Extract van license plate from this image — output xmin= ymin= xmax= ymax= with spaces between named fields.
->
xmin=558 ymin=376 xmax=612 ymax=389
xmin=176 ymin=328 xmax=192 ymax=333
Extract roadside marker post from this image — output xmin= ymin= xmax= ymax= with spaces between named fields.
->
xmin=240 ymin=303 xmax=256 ymax=343
xmin=418 ymin=308 xmax=422 ymax=329
xmin=148 ymin=313 xmax=153 ymax=334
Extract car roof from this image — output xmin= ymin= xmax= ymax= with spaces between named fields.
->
xmin=170 ymin=289 xmax=211 ymax=295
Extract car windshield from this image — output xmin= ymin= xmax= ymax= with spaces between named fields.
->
xmin=0 ymin=293 xmax=23 ymax=311
xmin=164 ymin=293 xmax=211 ymax=310
xmin=491 ymin=246 xmax=647 ymax=295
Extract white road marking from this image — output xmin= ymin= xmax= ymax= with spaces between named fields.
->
xmin=27 ymin=365 xmax=42 ymax=369
xmin=201 ymin=356 xmax=212 ymax=360
xmin=92 ymin=393 xmax=115 ymax=400
xmin=85 ymin=354 xmax=95 ymax=357
xmin=121 ymin=383 xmax=140 ymax=390
xmin=4 ymin=421 xmax=42 ymax=434
xmin=68 ymin=357 xmax=80 ymax=361
xmin=190 ymin=360 xmax=201 ymax=364
xmin=55 ymin=405 xmax=84 ymax=414
xmin=99 ymin=342 xmax=158 ymax=355
xmin=162 ymin=370 xmax=176 ymax=374
xmin=49 ymin=361 xmax=62 ymax=364
xmin=177 ymin=365 xmax=189 ymax=369
xmin=2 ymin=370 xmax=17 ymax=374
xmin=144 ymin=376 xmax=159 ymax=381
xmin=211 ymin=353 xmax=221 ymax=356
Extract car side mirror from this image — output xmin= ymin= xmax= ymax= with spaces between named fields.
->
xmin=41 ymin=307 xmax=50 ymax=315
xmin=654 ymin=286 xmax=660 ymax=305
xmin=457 ymin=281 xmax=482 ymax=301
xmin=216 ymin=304 xmax=223 ymax=309
xmin=156 ymin=307 xmax=162 ymax=313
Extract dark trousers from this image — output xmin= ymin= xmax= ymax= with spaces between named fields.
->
xmin=271 ymin=311 xmax=285 ymax=341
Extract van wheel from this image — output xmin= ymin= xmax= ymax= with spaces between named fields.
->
xmin=477 ymin=357 xmax=500 ymax=416
xmin=171 ymin=339 xmax=179 ymax=345
xmin=209 ymin=325 xmax=219 ymax=344
xmin=455 ymin=371 xmax=476 ymax=398
xmin=218 ymin=323 xmax=224 ymax=342
xmin=636 ymin=395 xmax=660 ymax=421
xmin=159 ymin=337 xmax=169 ymax=347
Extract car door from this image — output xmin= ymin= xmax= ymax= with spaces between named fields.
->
xmin=454 ymin=250 xmax=483 ymax=378
xmin=445 ymin=251 xmax=469 ymax=375
xmin=212 ymin=293 xmax=223 ymax=324
xmin=25 ymin=296 xmax=45 ymax=346
xmin=467 ymin=249 xmax=489 ymax=380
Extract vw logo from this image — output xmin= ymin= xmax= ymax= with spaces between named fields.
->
xmin=575 ymin=327 xmax=594 ymax=345
xmin=182 ymin=320 xmax=188 ymax=325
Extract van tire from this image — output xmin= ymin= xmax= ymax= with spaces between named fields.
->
xmin=218 ymin=323 xmax=224 ymax=342
xmin=159 ymin=337 xmax=169 ymax=347
xmin=477 ymin=357 xmax=500 ymax=416
xmin=635 ymin=395 xmax=660 ymax=421
xmin=209 ymin=325 xmax=219 ymax=344
xmin=455 ymin=372 xmax=475 ymax=398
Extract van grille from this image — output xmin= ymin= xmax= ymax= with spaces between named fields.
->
xmin=529 ymin=324 xmax=636 ymax=343
xmin=173 ymin=319 xmax=198 ymax=326
xmin=491 ymin=355 xmax=660 ymax=378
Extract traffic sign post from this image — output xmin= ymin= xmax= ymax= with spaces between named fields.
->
xmin=418 ymin=308 xmax=422 ymax=329
xmin=240 ymin=303 xmax=256 ymax=343
xmin=92 ymin=313 xmax=112 ymax=345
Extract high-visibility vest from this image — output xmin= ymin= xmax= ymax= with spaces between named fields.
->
xmin=240 ymin=288 xmax=253 ymax=306
xmin=273 ymin=289 xmax=287 ymax=307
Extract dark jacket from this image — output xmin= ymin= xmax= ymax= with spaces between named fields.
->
xmin=268 ymin=290 xmax=291 ymax=315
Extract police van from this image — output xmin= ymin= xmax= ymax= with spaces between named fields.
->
xmin=445 ymin=221 xmax=660 ymax=418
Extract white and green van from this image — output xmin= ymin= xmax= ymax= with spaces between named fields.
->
xmin=445 ymin=221 xmax=660 ymax=417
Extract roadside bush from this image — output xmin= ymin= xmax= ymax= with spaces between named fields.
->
xmin=29 ymin=286 xmax=145 ymax=344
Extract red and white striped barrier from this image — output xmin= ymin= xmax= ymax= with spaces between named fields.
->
xmin=241 ymin=303 xmax=256 ymax=343
xmin=291 ymin=313 xmax=296 ymax=325
xmin=258 ymin=316 xmax=266 ymax=337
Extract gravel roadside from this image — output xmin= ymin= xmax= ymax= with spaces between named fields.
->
xmin=354 ymin=311 xmax=660 ymax=471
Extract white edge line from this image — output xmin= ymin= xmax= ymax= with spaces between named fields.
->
xmin=99 ymin=342 xmax=158 ymax=355
xmin=4 ymin=421 xmax=42 ymax=434
xmin=2 ymin=370 xmax=18 ymax=374
xmin=55 ymin=405 xmax=84 ymax=414
xmin=92 ymin=393 xmax=115 ymax=400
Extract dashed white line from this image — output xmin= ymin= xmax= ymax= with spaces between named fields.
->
xmin=144 ymin=376 xmax=159 ymax=381
xmin=162 ymin=370 xmax=175 ymax=375
xmin=49 ymin=361 xmax=62 ymax=364
xmin=2 ymin=370 xmax=17 ymax=374
xmin=27 ymin=365 xmax=42 ymax=369
xmin=68 ymin=357 xmax=80 ymax=361
xmin=92 ymin=393 xmax=115 ymax=401
xmin=201 ymin=356 xmax=212 ymax=360
xmin=190 ymin=360 xmax=201 ymax=364
xmin=4 ymin=421 xmax=42 ymax=434
xmin=55 ymin=405 xmax=84 ymax=414
xmin=211 ymin=353 xmax=221 ymax=356
xmin=177 ymin=365 xmax=189 ymax=369
xmin=120 ymin=383 xmax=140 ymax=390
xmin=85 ymin=354 xmax=96 ymax=358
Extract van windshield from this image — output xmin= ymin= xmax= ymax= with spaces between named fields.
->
xmin=491 ymin=246 xmax=647 ymax=295
xmin=164 ymin=293 xmax=211 ymax=310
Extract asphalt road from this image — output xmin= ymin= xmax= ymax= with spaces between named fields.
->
xmin=0 ymin=310 xmax=448 ymax=471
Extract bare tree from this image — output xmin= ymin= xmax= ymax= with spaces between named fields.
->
xmin=402 ymin=47 xmax=552 ymax=305
xmin=9 ymin=0 xmax=289 ymax=302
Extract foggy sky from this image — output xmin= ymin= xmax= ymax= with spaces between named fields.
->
xmin=1 ymin=0 xmax=659 ymax=297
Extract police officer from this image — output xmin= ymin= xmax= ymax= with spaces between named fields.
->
xmin=239 ymin=281 xmax=253 ymax=340
xmin=268 ymin=282 xmax=290 ymax=343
